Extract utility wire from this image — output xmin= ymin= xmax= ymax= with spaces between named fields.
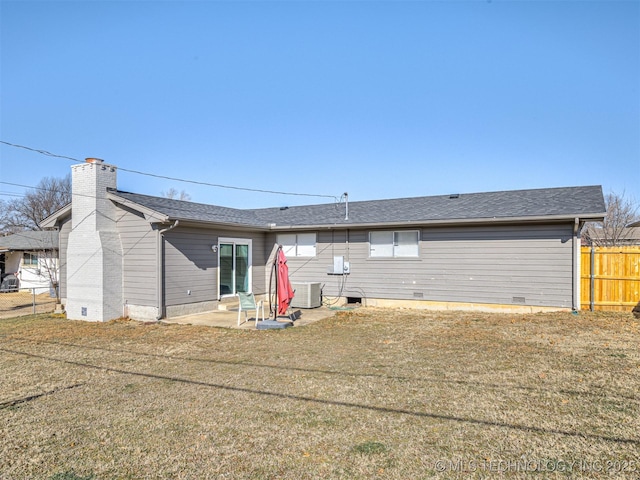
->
xmin=1 ymin=140 xmax=338 ymax=200
xmin=1 ymin=181 xmax=79 ymax=198
xmin=0 ymin=180 xmax=348 ymax=228
xmin=0 ymin=179 xmax=348 ymax=230
xmin=0 ymin=191 xmax=26 ymax=198
xmin=0 ymin=141 xmax=82 ymax=163
xmin=117 ymin=166 xmax=336 ymax=199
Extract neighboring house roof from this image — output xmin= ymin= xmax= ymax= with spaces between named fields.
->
xmin=40 ymin=185 xmax=606 ymax=230
xmin=582 ymin=225 xmax=640 ymax=245
xmin=109 ymin=185 xmax=606 ymax=229
xmin=0 ymin=231 xmax=59 ymax=252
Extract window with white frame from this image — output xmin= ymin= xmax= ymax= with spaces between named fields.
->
xmin=23 ymin=252 xmax=39 ymax=267
xmin=369 ymin=230 xmax=419 ymax=258
xmin=277 ymin=233 xmax=317 ymax=257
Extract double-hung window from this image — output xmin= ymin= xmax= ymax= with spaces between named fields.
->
xmin=23 ymin=252 xmax=39 ymax=267
xmin=277 ymin=233 xmax=317 ymax=257
xmin=369 ymin=230 xmax=419 ymax=258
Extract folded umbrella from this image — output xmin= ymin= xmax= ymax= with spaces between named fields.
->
xmin=276 ymin=247 xmax=295 ymax=316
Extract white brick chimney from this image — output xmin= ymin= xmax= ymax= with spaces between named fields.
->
xmin=66 ymin=158 xmax=123 ymax=321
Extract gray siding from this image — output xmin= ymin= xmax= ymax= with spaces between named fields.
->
xmin=281 ymin=224 xmax=574 ymax=308
xmin=58 ymin=217 xmax=72 ymax=301
xmin=117 ymin=207 xmax=158 ymax=307
xmin=163 ymin=227 xmax=267 ymax=307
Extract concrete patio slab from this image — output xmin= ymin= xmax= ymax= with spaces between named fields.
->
xmin=160 ymin=305 xmax=338 ymax=329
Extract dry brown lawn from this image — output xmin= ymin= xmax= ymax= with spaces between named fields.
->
xmin=0 ymin=291 xmax=56 ymax=319
xmin=1 ymin=309 xmax=639 ymax=479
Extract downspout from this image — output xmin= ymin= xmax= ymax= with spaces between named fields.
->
xmin=156 ymin=220 xmax=179 ymax=320
xmin=572 ymin=218 xmax=584 ymax=312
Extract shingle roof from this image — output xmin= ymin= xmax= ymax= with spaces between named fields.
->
xmin=111 ymin=191 xmax=261 ymax=226
xmin=255 ymin=185 xmax=606 ymax=227
xmin=111 ymin=185 xmax=605 ymax=229
xmin=0 ymin=231 xmax=59 ymax=251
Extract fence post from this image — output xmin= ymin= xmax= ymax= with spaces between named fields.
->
xmin=32 ymin=288 xmax=36 ymax=314
xmin=590 ymin=247 xmax=595 ymax=312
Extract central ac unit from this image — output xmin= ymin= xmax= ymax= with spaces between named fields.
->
xmin=290 ymin=282 xmax=321 ymax=308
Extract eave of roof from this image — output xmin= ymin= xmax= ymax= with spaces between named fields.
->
xmin=38 ymin=185 xmax=607 ymax=231
xmin=266 ymin=213 xmax=607 ymax=230
xmin=107 ymin=192 xmax=170 ymax=223
xmin=110 ymin=190 xmax=265 ymax=227
xmin=39 ymin=204 xmax=72 ymax=228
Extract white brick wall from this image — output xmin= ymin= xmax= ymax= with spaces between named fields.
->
xmin=66 ymin=161 xmax=124 ymax=321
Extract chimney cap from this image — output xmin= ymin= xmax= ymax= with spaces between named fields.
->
xmin=85 ymin=158 xmax=104 ymax=164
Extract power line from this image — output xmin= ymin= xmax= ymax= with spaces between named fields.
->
xmin=1 ymin=140 xmax=337 ymax=200
xmin=0 ymin=181 xmax=345 ymax=228
xmin=0 ymin=140 xmax=82 ymax=163
xmin=1 ymin=181 xmax=88 ymax=201
xmin=0 ymin=191 xmax=26 ymax=198
xmin=118 ymin=166 xmax=336 ymax=199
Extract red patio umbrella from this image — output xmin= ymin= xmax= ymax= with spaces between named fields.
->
xmin=276 ymin=247 xmax=295 ymax=316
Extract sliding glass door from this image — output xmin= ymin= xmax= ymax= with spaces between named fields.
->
xmin=218 ymin=238 xmax=251 ymax=297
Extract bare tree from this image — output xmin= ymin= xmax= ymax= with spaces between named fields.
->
xmin=27 ymin=234 xmax=61 ymax=304
xmin=161 ymin=188 xmax=191 ymax=201
xmin=582 ymin=192 xmax=640 ymax=247
xmin=38 ymin=241 xmax=61 ymax=305
xmin=0 ymin=199 xmax=17 ymax=234
xmin=0 ymin=175 xmax=71 ymax=232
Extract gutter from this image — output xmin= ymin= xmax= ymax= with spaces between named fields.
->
xmin=158 ymin=218 xmax=271 ymax=231
xmin=266 ymin=212 xmax=608 ymax=231
xmin=156 ymin=220 xmax=179 ymax=320
xmin=572 ymin=218 xmax=585 ymax=311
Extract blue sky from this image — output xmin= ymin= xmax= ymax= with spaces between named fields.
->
xmin=1 ymin=0 xmax=639 ymax=209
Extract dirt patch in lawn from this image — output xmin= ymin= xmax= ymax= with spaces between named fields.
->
xmin=1 ymin=309 xmax=639 ymax=479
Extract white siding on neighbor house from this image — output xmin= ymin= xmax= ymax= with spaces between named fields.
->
xmin=163 ymin=227 xmax=267 ymax=307
xmin=116 ymin=207 xmax=158 ymax=307
xmin=4 ymin=251 xmax=55 ymax=294
xmin=277 ymin=224 xmax=575 ymax=308
xmin=18 ymin=252 xmax=59 ymax=294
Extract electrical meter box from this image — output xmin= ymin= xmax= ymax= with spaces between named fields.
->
xmin=327 ymin=256 xmax=350 ymax=275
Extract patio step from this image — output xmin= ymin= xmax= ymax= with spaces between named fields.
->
xmin=218 ymin=296 xmax=239 ymax=311
xmin=217 ymin=294 xmax=269 ymax=311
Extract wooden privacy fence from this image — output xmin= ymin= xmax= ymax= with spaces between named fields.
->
xmin=580 ymin=246 xmax=640 ymax=312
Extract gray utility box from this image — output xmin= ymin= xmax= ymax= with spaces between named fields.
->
xmin=290 ymin=282 xmax=322 ymax=308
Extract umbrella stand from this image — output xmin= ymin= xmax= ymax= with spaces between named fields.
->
xmin=258 ymin=246 xmax=293 ymax=330
xmin=270 ymin=250 xmax=277 ymax=320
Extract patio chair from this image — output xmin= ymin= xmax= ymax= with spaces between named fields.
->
xmin=237 ymin=292 xmax=265 ymax=327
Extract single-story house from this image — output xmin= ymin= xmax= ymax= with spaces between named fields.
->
xmin=41 ymin=158 xmax=606 ymax=322
xmin=582 ymin=224 xmax=640 ymax=246
xmin=0 ymin=230 xmax=59 ymax=294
